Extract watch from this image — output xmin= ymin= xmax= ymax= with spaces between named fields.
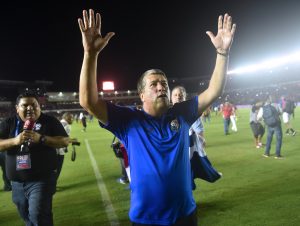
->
xmin=39 ymin=135 xmax=47 ymax=145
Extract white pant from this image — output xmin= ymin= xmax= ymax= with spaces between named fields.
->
xmin=282 ymin=112 xmax=290 ymax=124
xmin=230 ymin=115 xmax=237 ymax=132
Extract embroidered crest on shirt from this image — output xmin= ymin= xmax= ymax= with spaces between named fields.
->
xmin=34 ymin=123 xmax=42 ymax=131
xmin=170 ymin=118 xmax=180 ymax=131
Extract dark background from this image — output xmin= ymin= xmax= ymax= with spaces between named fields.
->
xmin=0 ymin=0 xmax=300 ymax=98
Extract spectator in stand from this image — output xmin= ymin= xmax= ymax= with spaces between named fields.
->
xmin=221 ymin=101 xmax=233 ymax=135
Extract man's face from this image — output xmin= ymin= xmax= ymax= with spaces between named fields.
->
xmin=171 ymin=88 xmax=186 ymax=104
xmin=16 ymin=97 xmax=41 ymax=122
xmin=66 ymin=114 xmax=74 ymax=125
xmin=140 ymin=73 xmax=170 ymax=108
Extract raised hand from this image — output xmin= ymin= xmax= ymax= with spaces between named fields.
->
xmin=206 ymin=14 xmax=236 ymax=55
xmin=78 ymin=9 xmax=115 ymax=54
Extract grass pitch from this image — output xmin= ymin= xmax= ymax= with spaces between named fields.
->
xmin=0 ymin=108 xmax=299 ymax=226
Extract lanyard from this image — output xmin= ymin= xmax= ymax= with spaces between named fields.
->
xmin=15 ymin=119 xmax=20 ymax=137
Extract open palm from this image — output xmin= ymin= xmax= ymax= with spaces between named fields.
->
xmin=78 ymin=9 xmax=114 ymax=54
xmin=206 ymin=14 xmax=236 ymax=53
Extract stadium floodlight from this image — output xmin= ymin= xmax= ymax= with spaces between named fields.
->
xmin=102 ymin=81 xmax=115 ymax=91
xmin=228 ymin=51 xmax=300 ymax=75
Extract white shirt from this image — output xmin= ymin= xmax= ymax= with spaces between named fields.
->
xmin=57 ymin=119 xmax=71 ymax=155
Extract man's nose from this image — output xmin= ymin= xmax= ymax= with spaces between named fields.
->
xmin=26 ymin=105 xmax=34 ymax=110
xmin=157 ymin=82 xmax=165 ymax=91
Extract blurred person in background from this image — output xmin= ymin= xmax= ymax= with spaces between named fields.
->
xmin=281 ymin=96 xmax=296 ymax=136
xmin=171 ymin=86 xmax=221 ymax=190
xmin=250 ymin=101 xmax=265 ymax=148
xmin=111 ymin=136 xmax=130 ymax=184
xmin=0 ymin=151 xmax=11 ymax=191
xmin=221 ymin=101 xmax=233 ymax=135
xmin=230 ymin=103 xmax=238 ymax=132
xmin=79 ymin=112 xmax=87 ymax=132
xmin=202 ymin=106 xmax=211 ymax=123
xmin=257 ymin=96 xmax=283 ymax=159
xmin=56 ymin=112 xmax=79 ymax=183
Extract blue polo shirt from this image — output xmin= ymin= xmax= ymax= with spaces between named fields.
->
xmin=100 ymin=96 xmax=199 ymax=225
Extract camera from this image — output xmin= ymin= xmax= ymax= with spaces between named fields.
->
xmin=111 ymin=141 xmax=123 ymax=158
xmin=72 ymin=141 xmax=81 ymax=146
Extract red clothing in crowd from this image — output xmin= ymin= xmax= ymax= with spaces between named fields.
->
xmin=222 ymin=104 xmax=233 ymax=119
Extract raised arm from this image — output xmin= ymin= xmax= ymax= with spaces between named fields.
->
xmin=198 ymin=14 xmax=236 ymax=114
xmin=78 ymin=9 xmax=115 ymax=124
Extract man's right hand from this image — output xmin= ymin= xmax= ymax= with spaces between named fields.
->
xmin=78 ymin=9 xmax=115 ymax=54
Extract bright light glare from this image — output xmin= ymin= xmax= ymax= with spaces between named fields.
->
xmin=228 ymin=51 xmax=300 ymax=75
xmin=102 ymin=81 xmax=115 ymax=90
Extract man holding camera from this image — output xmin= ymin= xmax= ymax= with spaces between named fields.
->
xmin=0 ymin=92 xmax=71 ymax=226
xmin=56 ymin=112 xmax=79 ymax=182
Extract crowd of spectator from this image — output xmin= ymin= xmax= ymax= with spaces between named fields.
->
xmin=0 ymin=81 xmax=299 ymax=121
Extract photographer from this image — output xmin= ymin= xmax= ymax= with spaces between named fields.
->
xmin=111 ymin=136 xmax=129 ymax=184
xmin=56 ymin=112 xmax=79 ymax=182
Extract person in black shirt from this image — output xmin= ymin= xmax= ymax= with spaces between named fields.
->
xmin=0 ymin=151 xmax=11 ymax=191
xmin=0 ymin=92 xmax=70 ymax=226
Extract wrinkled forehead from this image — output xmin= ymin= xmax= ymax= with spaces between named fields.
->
xmin=144 ymin=73 xmax=168 ymax=84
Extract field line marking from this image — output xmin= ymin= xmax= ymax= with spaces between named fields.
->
xmin=85 ymin=139 xmax=120 ymax=226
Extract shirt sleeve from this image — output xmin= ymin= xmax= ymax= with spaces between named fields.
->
xmin=172 ymin=96 xmax=199 ymax=126
xmin=257 ymin=107 xmax=263 ymax=121
xmin=191 ymin=118 xmax=204 ymax=134
xmin=98 ymin=102 xmax=134 ymax=142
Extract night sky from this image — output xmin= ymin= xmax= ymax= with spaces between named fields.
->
xmin=1 ymin=0 xmax=300 ymax=94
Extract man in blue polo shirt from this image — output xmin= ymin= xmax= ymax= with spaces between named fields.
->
xmin=78 ymin=9 xmax=236 ymax=225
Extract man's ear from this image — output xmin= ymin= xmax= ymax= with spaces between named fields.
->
xmin=140 ymin=93 xmax=145 ymax=102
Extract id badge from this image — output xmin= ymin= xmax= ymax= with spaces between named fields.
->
xmin=16 ymin=154 xmax=32 ymax=170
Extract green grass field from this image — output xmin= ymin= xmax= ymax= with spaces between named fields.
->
xmin=1 ymin=108 xmax=299 ymax=226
